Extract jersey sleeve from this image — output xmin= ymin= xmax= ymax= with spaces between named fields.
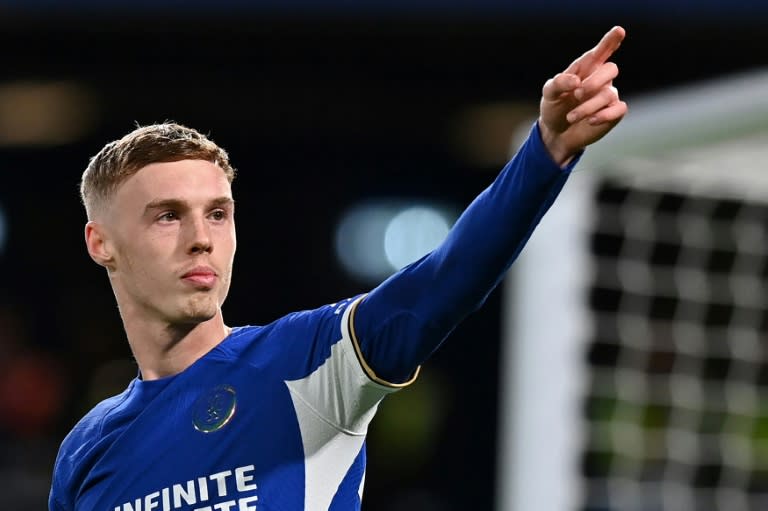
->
xmin=353 ymin=121 xmax=582 ymax=383
xmin=274 ymin=296 xmax=414 ymax=435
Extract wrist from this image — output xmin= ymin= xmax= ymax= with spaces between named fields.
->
xmin=537 ymin=119 xmax=575 ymax=167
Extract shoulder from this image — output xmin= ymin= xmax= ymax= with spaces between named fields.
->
xmin=280 ymin=297 xmax=360 ymax=328
xmin=271 ymin=296 xmax=364 ymax=348
xmin=223 ymin=296 xmax=364 ymax=376
xmin=228 ymin=297 xmax=362 ymax=349
xmin=58 ymin=386 xmax=133 ymax=456
xmin=51 ymin=384 xmax=135 ymax=502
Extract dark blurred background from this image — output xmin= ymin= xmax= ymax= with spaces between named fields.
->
xmin=0 ymin=1 xmax=766 ymax=509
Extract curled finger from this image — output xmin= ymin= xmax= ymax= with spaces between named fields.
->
xmin=578 ymin=62 xmax=620 ymax=99
xmin=587 ymin=99 xmax=628 ymax=125
xmin=567 ymin=86 xmax=620 ymax=123
xmin=542 ymin=72 xmax=581 ymax=101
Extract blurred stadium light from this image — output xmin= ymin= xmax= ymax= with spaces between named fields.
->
xmin=450 ymin=101 xmax=538 ymax=168
xmin=0 ymin=81 xmax=97 ymax=147
xmin=384 ymin=206 xmax=452 ymax=271
xmin=335 ymin=200 xmax=458 ymax=284
xmin=498 ymin=68 xmax=768 ymax=511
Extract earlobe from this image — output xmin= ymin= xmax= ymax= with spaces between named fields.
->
xmin=84 ymin=221 xmax=115 ymax=269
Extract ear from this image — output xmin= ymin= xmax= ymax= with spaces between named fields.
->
xmin=85 ymin=221 xmax=116 ymax=270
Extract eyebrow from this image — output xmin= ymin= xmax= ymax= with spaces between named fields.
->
xmin=143 ymin=196 xmax=235 ymax=214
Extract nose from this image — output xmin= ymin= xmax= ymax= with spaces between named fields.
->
xmin=186 ymin=215 xmax=212 ymax=255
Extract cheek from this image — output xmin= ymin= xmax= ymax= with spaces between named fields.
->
xmin=218 ymin=226 xmax=237 ymax=257
xmin=115 ymin=233 xmax=175 ymax=274
xmin=228 ymin=223 xmax=237 ymax=248
xmin=229 ymin=233 xmax=237 ymax=256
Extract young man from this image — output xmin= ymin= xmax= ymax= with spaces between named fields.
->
xmin=50 ymin=27 xmax=628 ymax=511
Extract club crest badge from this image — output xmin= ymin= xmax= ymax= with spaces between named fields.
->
xmin=192 ymin=384 xmax=237 ymax=433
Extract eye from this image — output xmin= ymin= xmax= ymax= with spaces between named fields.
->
xmin=210 ymin=209 xmax=227 ymax=221
xmin=158 ymin=211 xmax=178 ymax=222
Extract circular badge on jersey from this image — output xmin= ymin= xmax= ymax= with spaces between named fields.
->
xmin=192 ymin=384 xmax=237 ymax=433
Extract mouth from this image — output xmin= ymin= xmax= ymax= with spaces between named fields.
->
xmin=181 ymin=266 xmax=218 ymax=288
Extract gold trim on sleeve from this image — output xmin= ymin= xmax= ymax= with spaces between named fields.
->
xmin=347 ymin=296 xmax=420 ymax=389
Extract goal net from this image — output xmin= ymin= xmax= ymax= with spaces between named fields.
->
xmin=582 ymin=147 xmax=768 ymax=511
xmin=497 ymin=69 xmax=768 ymax=511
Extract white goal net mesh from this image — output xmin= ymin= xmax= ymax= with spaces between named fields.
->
xmin=580 ymin=168 xmax=768 ymax=511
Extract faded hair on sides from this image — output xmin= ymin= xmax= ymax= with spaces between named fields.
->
xmin=80 ymin=122 xmax=236 ymax=219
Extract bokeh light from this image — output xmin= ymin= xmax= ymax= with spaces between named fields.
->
xmin=384 ymin=206 xmax=451 ymax=271
xmin=335 ymin=200 xmax=457 ymax=283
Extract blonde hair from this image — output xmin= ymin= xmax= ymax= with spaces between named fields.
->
xmin=80 ymin=122 xmax=236 ymax=219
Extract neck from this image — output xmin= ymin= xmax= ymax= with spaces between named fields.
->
xmin=124 ymin=311 xmax=230 ymax=381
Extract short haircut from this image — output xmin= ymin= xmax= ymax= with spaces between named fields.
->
xmin=80 ymin=122 xmax=236 ymax=219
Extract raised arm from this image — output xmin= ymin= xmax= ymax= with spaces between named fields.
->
xmin=351 ymin=27 xmax=628 ymax=384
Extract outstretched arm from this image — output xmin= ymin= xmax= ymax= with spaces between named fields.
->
xmin=351 ymin=27 xmax=628 ymax=384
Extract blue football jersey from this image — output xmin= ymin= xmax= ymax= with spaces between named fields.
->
xmin=50 ymin=296 xmax=413 ymax=511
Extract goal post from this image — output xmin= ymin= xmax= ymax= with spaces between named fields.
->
xmin=497 ymin=68 xmax=768 ymax=511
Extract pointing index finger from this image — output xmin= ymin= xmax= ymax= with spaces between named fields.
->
xmin=566 ymin=26 xmax=626 ymax=78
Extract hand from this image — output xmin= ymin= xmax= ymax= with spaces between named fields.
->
xmin=538 ymin=26 xmax=628 ymax=166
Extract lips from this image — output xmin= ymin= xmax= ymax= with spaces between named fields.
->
xmin=181 ymin=266 xmax=217 ymax=287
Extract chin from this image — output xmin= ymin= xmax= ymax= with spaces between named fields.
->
xmin=179 ymin=299 xmax=220 ymax=324
xmin=187 ymin=311 xmax=218 ymax=324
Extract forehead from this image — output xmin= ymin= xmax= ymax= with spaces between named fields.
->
xmin=117 ymin=159 xmax=233 ymax=204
